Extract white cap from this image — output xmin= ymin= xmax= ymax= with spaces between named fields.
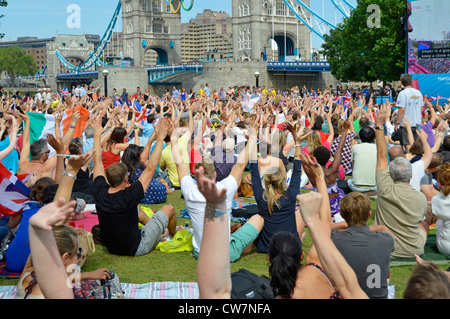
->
xmin=222 ymin=138 xmax=235 ymax=153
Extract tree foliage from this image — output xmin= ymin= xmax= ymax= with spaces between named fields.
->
xmin=0 ymin=1 xmax=7 ymax=39
xmin=0 ymin=46 xmax=38 ymax=86
xmin=320 ymin=0 xmax=406 ymax=83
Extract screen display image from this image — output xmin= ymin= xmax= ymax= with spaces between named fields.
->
xmin=407 ymin=0 xmax=450 ymax=97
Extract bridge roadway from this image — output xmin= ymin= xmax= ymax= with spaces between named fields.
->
xmin=55 ymin=61 xmax=331 ymax=85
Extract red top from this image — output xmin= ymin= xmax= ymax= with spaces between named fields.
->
xmin=102 ymin=150 xmax=121 ymax=171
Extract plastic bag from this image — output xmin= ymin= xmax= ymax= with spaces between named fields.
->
xmin=156 ymin=229 xmax=193 ymax=253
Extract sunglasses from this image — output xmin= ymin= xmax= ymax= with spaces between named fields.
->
xmin=68 ymin=247 xmax=83 ymax=262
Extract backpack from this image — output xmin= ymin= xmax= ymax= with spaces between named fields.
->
xmin=230 ymin=269 xmax=274 ymax=299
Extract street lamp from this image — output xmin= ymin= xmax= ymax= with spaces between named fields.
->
xmin=254 ymin=71 xmax=260 ymax=88
xmin=102 ymin=69 xmax=109 ymax=97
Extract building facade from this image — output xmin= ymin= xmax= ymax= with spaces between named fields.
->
xmin=181 ymin=9 xmax=233 ymax=63
xmin=231 ymin=0 xmax=311 ymax=62
xmin=121 ymin=0 xmax=182 ymax=67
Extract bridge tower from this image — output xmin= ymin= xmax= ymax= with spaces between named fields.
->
xmin=121 ymin=0 xmax=182 ymax=67
xmin=232 ymin=0 xmax=311 ymax=62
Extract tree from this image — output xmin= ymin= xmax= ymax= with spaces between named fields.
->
xmin=0 ymin=46 xmax=38 ymax=87
xmin=0 ymin=1 xmax=7 ymax=39
xmin=320 ymin=0 xmax=406 ymax=84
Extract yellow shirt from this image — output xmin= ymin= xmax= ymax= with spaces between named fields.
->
xmin=159 ymin=134 xmax=190 ymax=187
xmin=199 ymin=88 xmax=205 ymax=97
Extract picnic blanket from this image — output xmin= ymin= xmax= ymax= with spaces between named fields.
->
xmin=72 ymin=211 xmax=99 ymax=233
xmin=0 ymin=282 xmax=199 ymax=299
xmin=0 ymin=262 xmax=21 ymax=279
xmin=390 ymin=235 xmax=450 ymax=267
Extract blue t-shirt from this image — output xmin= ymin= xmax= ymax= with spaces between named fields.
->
xmin=6 ymin=202 xmax=42 ymax=273
xmin=0 ymin=136 xmax=19 ymax=174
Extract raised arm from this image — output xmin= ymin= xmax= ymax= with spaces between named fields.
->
xmin=418 ymin=129 xmax=432 ymax=170
xmin=19 ymin=112 xmax=31 ymax=166
xmin=229 ymin=115 xmax=259 ymax=186
xmin=375 ymin=102 xmax=390 ymax=171
xmin=138 ymin=118 xmax=169 ymax=192
xmin=0 ymin=116 xmax=18 ymax=162
xmin=171 ymin=126 xmax=192 ymax=183
xmin=298 ymin=192 xmax=368 ymax=299
xmin=28 ymin=199 xmax=77 ymax=299
xmin=195 ymin=166 xmax=231 ymax=299
xmin=328 ymin=120 xmax=349 ymax=174
xmin=92 ymin=116 xmax=106 ymax=180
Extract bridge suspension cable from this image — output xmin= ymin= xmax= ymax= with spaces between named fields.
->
xmin=55 ymin=0 xmax=122 ymax=72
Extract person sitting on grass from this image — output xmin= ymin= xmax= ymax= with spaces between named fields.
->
xmin=171 ymin=115 xmax=264 ymax=262
xmin=431 ymin=162 xmax=450 ymax=256
xmin=18 ymin=150 xmax=111 ymax=299
xmin=250 ymin=122 xmax=305 ymax=253
xmin=92 ymin=116 xmax=177 ymax=257
xmin=331 ymin=192 xmax=395 ymax=299
xmin=310 ymin=120 xmax=351 ymax=228
xmin=374 ymin=103 xmax=429 ymax=259
xmin=347 ymin=126 xmax=378 ymax=194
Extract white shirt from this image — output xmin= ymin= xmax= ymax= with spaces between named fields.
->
xmin=180 ymin=175 xmax=238 ymax=254
xmin=410 ymin=160 xmax=425 ymax=192
xmin=432 ymin=192 xmax=450 ymax=255
xmin=396 ymin=87 xmax=424 ymax=127
xmin=233 ymin=126 xmax=248 ymax=144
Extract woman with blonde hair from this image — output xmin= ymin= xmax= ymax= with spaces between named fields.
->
xmin=251 ymin=125 xmax=304 ymax=253
xmin=432 ymin=162 xmax=450 ymax=256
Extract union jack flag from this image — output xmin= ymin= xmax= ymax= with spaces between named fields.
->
xmin=333 ymin=96 xmax=345 ymax=105
xmin=0 ymin=163 xmax=31 ymax=217
xmin=61 ymin=88 xmax=70 ymax=98
xmin=132 ymin=101 xmax=143 ymax=117
xmin=114 ymin=99 xmax=123 ymax=107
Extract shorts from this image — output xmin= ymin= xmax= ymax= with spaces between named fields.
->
xmin=134 ymin=211 xmax=169 ymax=257
xmin=391 ymin=126 xmax=418 ymax=146
xmin=192 ymin=222 xmax=259 ymax=263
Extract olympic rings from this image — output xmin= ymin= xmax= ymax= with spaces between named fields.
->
xmin=165 ymin=0 xmax=194 ymax=14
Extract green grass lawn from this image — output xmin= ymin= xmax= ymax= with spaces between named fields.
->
xmin=0 ymin=189 xmax=447 ymax=299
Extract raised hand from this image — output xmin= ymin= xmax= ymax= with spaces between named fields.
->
xmin=297 ymin=191 xmax=323 ymax=227
xmin=67 ymin=152 xmax=94 ymax=171
xmin=46 ymin=134 xmax=64 ymax=154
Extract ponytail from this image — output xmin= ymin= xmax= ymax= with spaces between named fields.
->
xmin=263 ymin=168 xmax=286 ymax=215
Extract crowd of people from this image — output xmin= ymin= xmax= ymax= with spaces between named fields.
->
xmin=0 ymin=72 xmax=449 ymax=300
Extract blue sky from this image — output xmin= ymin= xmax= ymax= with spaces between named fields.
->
xmin=0 ymin=0 xmax=356 ymax=48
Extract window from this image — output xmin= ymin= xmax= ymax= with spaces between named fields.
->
xmin=153 ymin=23 xmax=162 ymax=33
xmin=276 ymin=1 xmax=286 ymax=16
xmin=152 ymin=0 xmax=161 ymax=12
xmin=238 ymin=26 xmax=251 ymax=51
xmin=125 ymin=1 xmax=132 ymax=12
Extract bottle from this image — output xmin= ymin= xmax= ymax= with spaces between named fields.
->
xmin=185 ymin=222 xmax=194 ymax=235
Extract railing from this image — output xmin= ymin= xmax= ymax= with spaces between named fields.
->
xmin=267 ymin=61 xmax=331 ymax=71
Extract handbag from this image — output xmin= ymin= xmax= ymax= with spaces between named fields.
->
xmin=75 ymin=227 xmax=96 ymax=268
xmin=238 ymin=174 xmax=253 ymax=198
xmin=73 ymin=270 xmax=125 ymax=299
